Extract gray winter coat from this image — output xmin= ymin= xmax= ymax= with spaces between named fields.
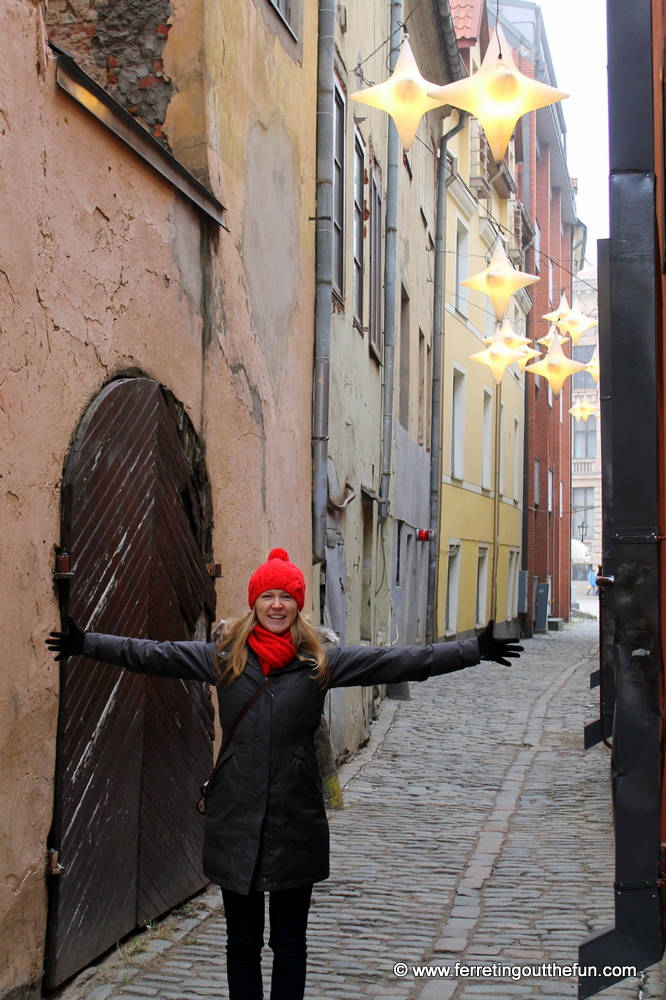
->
xmin=83 ymin=632 xmax=480 ymax=895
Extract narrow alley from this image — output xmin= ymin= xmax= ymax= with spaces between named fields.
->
xmin=53 ymin=624 xmax=664 ymax=1000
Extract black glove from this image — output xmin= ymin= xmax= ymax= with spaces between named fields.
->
xmin=477 ymin=620 xmax=523 ymax=666
xmin=46 ymin=616 xmax=86 ymax=660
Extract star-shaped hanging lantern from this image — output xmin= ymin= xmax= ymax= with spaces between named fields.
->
xmin=543 ymin=293 xmax=571 ymax=324
xmin=483 ymin=318 xmax=531 ymax=348
xmin=350 ymin=37 xmax=446 ymax=151
xmin=557 ymin=306 xmax=598 ymax=346
xmin=462 ymin=240 xmax=538 ymax=321
xmin=569 ymin=397 xmax=599 ymax=422
xmin=469 ymin=325 xmax=525 ymax=385
xmin=427 ymin=27 xmax=568 ymax=162
xmin=537 ymin=324 xmax=569 ymax=348
xmin=525 ymin=335 xmax=587 ymax=397
xmin=516 ymin=344 xmax=542 ymax=371
xmin=585 ymin=348 xmax=600 ymax=385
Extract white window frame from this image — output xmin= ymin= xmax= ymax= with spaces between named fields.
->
xmin=352 ymin=129 xmax=365 ymax=328
xmin=513 ymin=416 xmax=521 ymax=502
xmin=482 ymin=388 xmax=493 ymax=490
xmin=454 ymin=218 xmax=470 ymax=317
xmin=332 ymin=78 xmax=346 ymax=302
xmin=476 ymin=545 xmax=489 ymax=627
xmin=445 ymin=541 xmax=462 ymax=635
xmin=451 ymin=364 xmax=466 ymax=481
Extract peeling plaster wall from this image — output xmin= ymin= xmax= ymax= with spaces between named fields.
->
xmin=0 ymin=0 xmax=316 ymax=993
xmin=45 ymin=0 xmax=175 ymax=144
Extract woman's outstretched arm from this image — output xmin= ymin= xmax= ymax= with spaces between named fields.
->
xmin=326 ymin=621 xmax=522 ymax=689
xmin=46 ymin=616 xmax=218 ymax=683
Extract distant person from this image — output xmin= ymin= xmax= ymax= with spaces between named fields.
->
xmin=587 ymin=566 xmax=597 ymax=596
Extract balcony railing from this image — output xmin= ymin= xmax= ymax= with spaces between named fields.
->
xmin=573 ymin=459 xmax=595 ymax=474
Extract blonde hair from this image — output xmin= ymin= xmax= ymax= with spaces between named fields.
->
xmin=215 ymin=609 xmax=330 ymax=688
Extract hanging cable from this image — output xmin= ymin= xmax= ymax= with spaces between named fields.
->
xmin=496 ymin=0 xmax=502 ymax=58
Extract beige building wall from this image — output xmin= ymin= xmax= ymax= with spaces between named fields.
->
xmin=323 ymin=2 xmax=458 ymax=760
xmin=0 ymin=1 xmax=316 ymax=995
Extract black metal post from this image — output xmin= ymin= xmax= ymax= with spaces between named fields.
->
xmin=578 ymin=2 xmax=663 ymax=993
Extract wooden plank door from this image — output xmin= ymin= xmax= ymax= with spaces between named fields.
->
xmin=44 ymin=379 xmax=216 ymax=987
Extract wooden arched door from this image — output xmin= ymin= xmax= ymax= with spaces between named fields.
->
xmin=44 ymin=378 xmax=217 ymax=988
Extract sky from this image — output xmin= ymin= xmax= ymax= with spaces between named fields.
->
xmin=531 ymin=0 xmax=609 ymax=265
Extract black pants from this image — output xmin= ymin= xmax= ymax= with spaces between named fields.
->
xmin=221 ymin=884 xmax=313 ymax=1000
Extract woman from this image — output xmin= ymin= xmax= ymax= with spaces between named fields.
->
xmin=47 ymin=548 xmax=522 ymax=1000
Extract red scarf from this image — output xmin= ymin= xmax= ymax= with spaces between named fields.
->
xmin=247 ymin=625 xmax=297 ymax=676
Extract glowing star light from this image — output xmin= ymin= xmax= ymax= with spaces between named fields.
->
xmin=585 ymin=348 xmax=600 ymax=385
xmin=525 ymin=336 xmax=587 ymax=397
xmin=537 ymin=324 xmax=569 ymax=348
xmin=462 ymin=240 xmax=538 ymax=321
xmin=543 ymin=293 xmax=570 ymax=324
xmin=569 ymin=397 xmax=599 ymax=423
xmin=427 ymin=27 xmax=568 ymax=162
xmin=558 ymin=305 xmax=598 ymax=346
xmin=350 ymin=37 xmax=446 ymax=151
xmin=469 ymin=325 xmax=525 ymax=385
xmin=483 ymin=318 xmax=530 ymax=348
xmin=516 ymin=344 xmax=542 ymax=371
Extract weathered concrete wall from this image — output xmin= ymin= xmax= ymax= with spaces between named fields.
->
xmin=0 ymin=0 xmax=316 ymax=994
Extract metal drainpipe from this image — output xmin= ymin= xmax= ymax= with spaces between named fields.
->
xmin=377 ymin=0 xmax=402 ymax=523
xmin=312 ymin=0 xmax=336 ymax=564
xmin=426 ymin=111 xmax=467 ymax=644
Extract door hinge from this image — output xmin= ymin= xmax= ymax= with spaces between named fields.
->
xmin=54 ymin=553 xmax=74 ymax=580
xmin=47 ymin=849 xmax=64 ymax=876
xmin=206 ymin=563 xmax=222 ymax=578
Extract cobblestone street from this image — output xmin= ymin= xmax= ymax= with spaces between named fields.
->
xmin=57 ymin=622 xmax=666 ymax=1000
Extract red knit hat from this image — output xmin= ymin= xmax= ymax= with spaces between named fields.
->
xmin=248 ymin=548 xmax=306 ymax=611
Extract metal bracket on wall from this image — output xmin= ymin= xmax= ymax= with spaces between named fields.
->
xmin=47 ymin=850 xmax=64 ymax=876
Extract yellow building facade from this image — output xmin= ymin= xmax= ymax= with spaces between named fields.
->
xmin=437 ymin=93 xmax=530 ymax=640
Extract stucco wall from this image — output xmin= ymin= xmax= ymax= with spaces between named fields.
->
xmin=0 ymin=1 xmax=316 ymax=994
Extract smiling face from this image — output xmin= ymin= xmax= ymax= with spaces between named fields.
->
xmin=254 ymin=590 xmax=299 ymax=635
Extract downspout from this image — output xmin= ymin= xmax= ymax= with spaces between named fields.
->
xmin=426 ymin=110 xmax=467 ymax=643
xmin=312 ymin=0 xmax=336 ymax=564
xmin=378 ymin=0 xmax=402 ymax=522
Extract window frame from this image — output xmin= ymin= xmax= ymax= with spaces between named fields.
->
xmin=369 ymin=159 xmax=383 ymax=361
xmin=352 ymin=129 xmax=365 ymax=330
xmin=332 ymin=78 xmax=346 ymax=304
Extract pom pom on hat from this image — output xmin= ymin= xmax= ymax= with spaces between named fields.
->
xmin=248 ymin=548 xmax=306 ymax=611
xmin=268 ymin=548 xmax=290 ymax=561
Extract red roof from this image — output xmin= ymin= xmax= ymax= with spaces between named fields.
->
xmin=450 ymin=0 xmax=485 ymax=44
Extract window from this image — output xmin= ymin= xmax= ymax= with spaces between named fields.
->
xmin=513 ymin=417 xmax=520 ymax=501
xmin=572 ymin=344 xmax=596 ymax=390
xmin=506 ymin=549 xmax=520 ymax=620
xmin=534 ymin=457 xmax=540 ymax=506
xmin=369 ymin=162 xmax=382 ymax=357
xmin=271 ymin=0 xmax=290 ymax=22
xmin=482 ymin=389 xmax=493 ymax=490
xmin=548 ymin=468 xmax=554 ymax=512
xmin=445 ymin=542 xmax=461 ymax=634
xmin=559 ymin=480 xmax=563 ymax=519
xmin=426 ymin=342 xmax=432 ymax=451
xmin=534 ymin=221 xmax=541 ymax=272
xmin=418 ymin=329 xmax=425 ymax=445
xmin=332 ymin=82 xmax=345 ymax=299
xmin=353 ymin=132 xmax=364 ymax=327
xmin=451 ymin=367 xmax=466 ymax=480
xmin=455 ymin=220 xmax=470 ymax=316
xmin=574 ymin=414 xmax=597 ymax=459
xmin=361 ymin=495 xmax=374 ymax=640
xmin=419 ymin=119 xmax=434 ymax=229
xmin=573 ymin=486 xmax=595 ymax=542
xmin=476 ymin=546 xmax=489 ymax=626
xmin=399 ymin=286 xmax=410 ymax=428
xmin=499 ymin=400 xmax=505 ymax=495
xmin=548 ymin=258 xmax=553 ymax=305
